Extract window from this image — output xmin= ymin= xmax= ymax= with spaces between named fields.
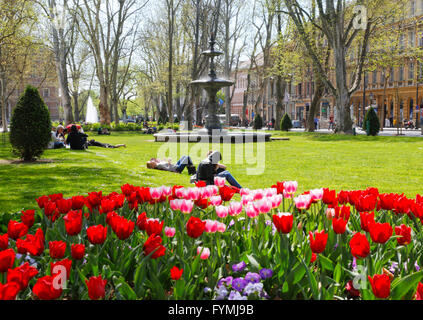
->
xmin=390 ymin=67 xmax=395 ymax=82
xmin=400 ymin=34 xmax=405 ymax=50
xmin=43 ymin=88 xmax=50 ymax=98
xmin=373 ymin=70 xmax=377 ymax=84
xmin=409 ymin=62 xmax=415 ymax=79
xmin=410 ymin=0 xmax=416 ymax=16
xmin=298 ymin=83 xmax=302 ymax=96
xmin=409 ymin=31 xmax=415 ymax=47
xmin=399 ymin=66 xmax=404 ymax=81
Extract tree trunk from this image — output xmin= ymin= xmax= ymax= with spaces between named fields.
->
xmin=99 ymin=85 xmax=111 ymax=125
xmin=306 ymin=76 xmax=324 ymax=132
xmin=275 ymin=76 xmax=286 ymax=131
xmin=73 ymin=91 xmax=79 ymax=122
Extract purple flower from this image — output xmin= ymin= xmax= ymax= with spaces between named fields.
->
xmin=204 ymin=287 xmax=211 ymax=294
xmin=232 ymin=261 xmax=247 ymax=272
xmin=228 ymin=290 xmax=247 ymax=300
xmin=259 ymin=268 xmax=273 ymax=279
xmin=415 ymin=261 xmax=420 ymax=272
xmin=333 ymin=243 xmax=339 ymax=250
xmin=245 ymin=272 xmax=261 ymax=283
xmin=265 ymin=220 xmax=272 ymax=226
xmin=389 ymin=262 xmax=399 ymax=274
xmin=218 ymin=276 xmax=233 ymax=287
xmin=232 ymin=277 xmax=248 ymax=292
xmin=352 ymin=257 xmax=357 ymax=271
xmin=228 ymin=219 xmax=235 ymax=228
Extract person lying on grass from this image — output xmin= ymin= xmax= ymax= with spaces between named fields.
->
xmin=197 ymin=150 xmax=243 ymax=189
xmin=147 ymin=156 xmax=196 ymax=174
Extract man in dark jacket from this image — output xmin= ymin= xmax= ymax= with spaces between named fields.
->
xmin=66 ymin=125 xmax=88 ymax=150
xmin=197 ymin=151 xmax=242 ymax=188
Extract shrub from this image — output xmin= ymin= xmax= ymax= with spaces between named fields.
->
xmin=10 ymin=86 xmax=51 ymax=161
xmin=253 ymin=114 xmax=263 ymax=130
xmin=281 ymin=114 xmax=293 ymax=131
xmin=362 ymin=107 xmax=380 ymax=136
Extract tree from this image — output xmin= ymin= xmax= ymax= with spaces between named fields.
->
xmin=281 ymin=113 xmax=292 ymax=131
xmin=10 ymin=86 xmax=51 ymax=161
xmin=363 ymin=107 xmax=380 ymax=136
xmin=282 ymin=0 xmax=405 ymax=134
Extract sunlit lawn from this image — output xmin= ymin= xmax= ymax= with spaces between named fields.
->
xmin=0 ymin=131 xmax=422 ymax=214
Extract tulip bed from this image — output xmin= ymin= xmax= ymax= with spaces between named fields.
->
xmin=1 ymin=180 xmax=423 ymax=300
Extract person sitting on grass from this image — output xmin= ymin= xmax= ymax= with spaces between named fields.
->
xmin=48 ymin=125 xmax=65 ymax=149
xmin=66 ymin=125 xmax=88 ymax=150
xmin=87 ymin=140 xmax=126 ymax=149
xmin=98 ymin=127 xmax=111 ymax=135
xmin=196 ymin=150 xmax=242 ymax=189
xmin=147 ymin=156 xmax=196 ymax=174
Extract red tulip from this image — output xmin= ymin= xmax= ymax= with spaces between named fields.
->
xmin=186 ymin=216 xmax=206 ymax=239
xmin=322 ymin=188 xmax=338 ymax=207
xmin=50 ymin=259 xmax=72 ymax=280
xmin=121 ymin=183 xmax=134 ymax=196
xmin=49 ymin=241 xmax=66 ymax=259
xmin=7 ymin=221 xmax=28 ymax=240
xmin=368 ymin=222 xmax=393 ymax=244
xmin=345 ymin=280 xmax=360 ymax=298
xmin=57 ymin=198 xmax=73 ymax=214
xmin=0 ymin=282 xmax=20 ymax=300
xmin=36 ymin=195 xmax=49 ymax=209
xmin=32 ymin=275 xmax=63 ymax=300
xmin=349 ymin=232 xmax=370 ymax=259
xmin=21 ymin=210 xmax=35 ymax=228
xmin=0 ymin=249 xmax=15 ymax=273
xmin=272 ymin=213 xmax=293 ymax=234
xmin=85 ymin=191 xmax=102 ymax=212
xmin=63 ymin=210 xmax=83 ymax=236
xmin=71 ymin=244 xmax=85 ymax=260
xmin=337 ymin=191 xmax=350 ymax=205
xmin=86 ymin=275 xmax=107 ymax=300
xmin=356 ymin=194 xmax=378 ymax=212
xmin=43 ymin=201 xmax=57 ymax=217
xmin=368 ymin=274 xmax=390 ymax=299
xmin=310 ymin=252 xmax=317 ymax=264
xmin=136 ymin=212 xmax=147 ymax=231
xmin=309 ymin=231 xmax=328 ymax=254
xmin=332 ymin=217 xmax=348 ymax=234
xmin=71 ymin=195 xmax=86 ymax=210
xmin=416 ymin=282 xmax=423 ymax=300
xmin=0 ymin=234 xmax=8 ymax=251
xmin=334 ymin=206 xmax=351 ymax=221
xmin=145 ymin=219 xmax=164 ymax=236
xmin=7 ymin=262 xmax=38 ymax=291
xmin=271 ymin=181 xmax=285 ymax=195
xmin=219 ymin=185 xmax=237 ymax=202
xmin=16 ymin=228 xmax=44 ymax=257
xmin=143 ymin=234 xmax=166 ymax=259
xmin=195 ymin=181 xmax=206 ymax=188
xmin=170 ymin=266 xmax=183 ymax=280
xmin=359 ymin=212 xmax=375 ymax=233
xmin=48 ymin=193 xmax=63 ymax=202
xmin=111 ymin=216 xmax=135 ymax=240
xmin=395 ymin=224 xmax=412 ymax=246
xmin=100 ymin=199 xmax=116 ymax=214
xmin=87 ymin=225 xmax=107 ymax=245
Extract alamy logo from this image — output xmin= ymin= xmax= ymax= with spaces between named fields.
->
xmin=352 ymin=265 xmax=368 ymax=290
xmin=353 ymin=5 xmax=368 ymax=30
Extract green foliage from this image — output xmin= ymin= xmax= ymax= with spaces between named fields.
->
xmin=253 ymin=114 xmax=263 ymax=130
xmin=363 ymin=107 xmax=380 ymax=136
xmin=9 ymin=86 xmax=51 ymax=161
xmin=281 ymin=114 xmax=293 ymax=131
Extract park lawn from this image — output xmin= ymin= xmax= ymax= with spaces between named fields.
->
xmin=0 ymin=131 xmax=423 ymax=214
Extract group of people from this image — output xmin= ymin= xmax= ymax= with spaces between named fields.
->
xmin=49 ymin=125 xmax=126 ymax=150
xmin=147 ymin=150 xmax=243 ymax=189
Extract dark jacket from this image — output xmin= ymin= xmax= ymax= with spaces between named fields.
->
xmin=66 ymin=131 xmax=88 ymax=150
xmin=197 ymin=151 xmax=222 ymax=185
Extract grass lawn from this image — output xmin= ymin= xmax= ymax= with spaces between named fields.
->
xmin=0 ymin=131 xmax=422 ymax=214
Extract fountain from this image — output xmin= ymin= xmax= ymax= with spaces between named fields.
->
xmin=154 ymin=33 xmax=271 ymax=143
xmin=85 ymin=96 xmax=99 ymax=124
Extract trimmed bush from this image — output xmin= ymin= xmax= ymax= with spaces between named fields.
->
xmin=253 ymin=114 xmax=263 ymax=130
xmin=10 ymin=86 xmax=51 ymax=161
xmin=362 ymin=107 xmax=380 ymax=136
xmin=281 ymin=114 xmax=293 ymax=131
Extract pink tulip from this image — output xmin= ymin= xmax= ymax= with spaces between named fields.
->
xmin=209 ymin=186 xmax=219 ymax=196
xmin=310 ymin=188 xmax=324 ymax=202
xmin=200 ymin=188 xmax=212 ymax=199
xmin=165 ymin=227 xmax=176 ymax=237
xmin=229 ymin=202 xmax=243 ymax=217
xmin=255 ymin=199 xmax=272 ymax=214
xmin=162 ymin=187 xmax=172 ymax=197
xmin=265 ymin=188 xmax=277 ymax=198
xmin=283 ymin=190 xmax=293 ymax=199
xmin=204 ymin=220 xmax=218 ymax=233
xmin=187 ymin=188 xmax=200 ymax=201
xmin=170 ymin=199 xmax=182 ymax=211
xmin=175 ymin=188 xmax=187 ymax=199
xmin=269 ymin=195 xmax=283 ymax=209
xmin=253 ymin=189 xmax=264 ymax=201
xmin=294 ymin=194 xmax=312 ymax=210
xmin=209 ymin=196 xmax=222 ymax=206
xmin=197 ymin=247 xmax=210 ymax=259
xmin=245 ymin=204 xmax=259 ymax=218
xmin=180 ymin=200 xmax=194 ymax=214
xmin=241 ymin=195 xmax=253 ymax=207
xmin=150 ymin=187 xmax=163 ymax=200
xmin=215 ymin=205 xmax=229 ymax=218
xmin=214 ymin=177 xmax=226 ymax=187
xmin=240 ymin=188 xmax=250 ymax=196
xmin=284 ymin=181 xmax=298 ymax=195
xmin=326 ymin=208 xmax=335 ymax=219
xmin=217 ymin=222 xmax=226 ymax=233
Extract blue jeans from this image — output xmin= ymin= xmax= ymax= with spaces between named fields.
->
xmin=175 ymin=156 xmax=193 ymax=173
xmin=54 ymin=141 xmax=65 ymax=149
xmin=216 ymin=170 xmax=242 ymax=189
